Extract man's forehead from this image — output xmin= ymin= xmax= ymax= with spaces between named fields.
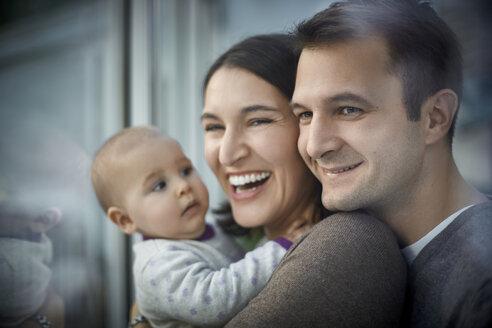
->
xmin=298 ymin=37 xmax=394 ymax=77
xmin=293 ymin=39 xmax=402 ymax=110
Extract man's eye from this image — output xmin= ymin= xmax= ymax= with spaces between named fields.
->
xmin=295 ymin=111 xmax=312 ymax=123
xmin=152 ymin=181 xmax=166 ymax=191
xmin=340 ymin=107 xmax=362 ymax=115
xmin=298 ymin=111 xmax=312 ymax=120
xmin=181 ymin=166 xmax=192 ymax=176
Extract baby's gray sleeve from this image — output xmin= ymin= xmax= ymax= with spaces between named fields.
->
xmin=136 ymin=240 xmax=287 ymax=327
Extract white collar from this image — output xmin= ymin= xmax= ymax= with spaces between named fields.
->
xmin=401 ymin=204 xmax=475 ymax=265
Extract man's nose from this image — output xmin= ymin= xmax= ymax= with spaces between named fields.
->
xmin=305 ymin=115 xmax=344 ymax=160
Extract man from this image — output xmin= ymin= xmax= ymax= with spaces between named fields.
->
xmin=227 ymin=1 xmax=491 ymax=327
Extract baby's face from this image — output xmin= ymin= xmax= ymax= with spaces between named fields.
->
xmin=119 ymin=137 xmax=209 ymax=239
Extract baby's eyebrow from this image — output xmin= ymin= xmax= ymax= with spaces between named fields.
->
xmin=142 ymin=170 xmax=162 ymax=188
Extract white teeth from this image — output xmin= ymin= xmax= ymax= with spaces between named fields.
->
xmin=236 ymin=186 xmax=257 ymax=194
xmin=229 ymin=172 xmax=271 ymax=186
xmin=328 ymin=164 xmax=359 ymax=174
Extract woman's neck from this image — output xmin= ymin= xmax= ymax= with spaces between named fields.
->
xmin=263 ymin=197 xmax=320 ymax=240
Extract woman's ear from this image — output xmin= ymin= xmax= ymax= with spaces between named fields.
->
xmin=107 ymin=206 xmax=137 ymax=234
xmin=422 ymin=88 xmax=458 ymax=145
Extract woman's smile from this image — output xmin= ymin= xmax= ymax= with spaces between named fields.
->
xmin=228 ymin=171 xmax=271 ymax=200
xmin=228 ymin=171 xmax=271 ymax=193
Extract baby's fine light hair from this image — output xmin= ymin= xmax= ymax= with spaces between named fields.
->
xmin=91 ymin=125 xmax=167 ymax=212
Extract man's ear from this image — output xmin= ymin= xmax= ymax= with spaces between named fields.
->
xmin=107 ymin=206 xmax=137 ymax=234
xmin=422 ymin=89 xmax=458 ymax=145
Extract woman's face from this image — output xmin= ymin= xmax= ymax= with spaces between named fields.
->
xmin=202 ymin=67 xmax=317 ymax=230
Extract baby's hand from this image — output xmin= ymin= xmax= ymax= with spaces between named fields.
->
xmin=283 ymin=219 xmax=312 ymax=242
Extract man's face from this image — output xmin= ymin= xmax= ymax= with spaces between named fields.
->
xmin=292 ymin=37 xmax=425 ymax=216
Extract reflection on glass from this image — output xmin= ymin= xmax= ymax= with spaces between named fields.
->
xmin=0 ymin=119 xmax=92 ymax=327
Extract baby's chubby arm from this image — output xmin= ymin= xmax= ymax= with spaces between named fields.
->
xmin=135 ymin=239 xmax=288 ymax=327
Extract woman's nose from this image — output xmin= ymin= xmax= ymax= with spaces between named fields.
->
xmin=218 ymin=129 xmax=249 ymax=166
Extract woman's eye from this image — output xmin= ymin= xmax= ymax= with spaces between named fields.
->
xmin=152 ymin=181 xmax=166 ymax=191
xmin=181 ymin=166 xmax=192 ymax=176
xmin=204 ymin=124 xmax=223 ymax=132
xmin=250 ymin=118 xmax=273 ymax=126
xmin=340 ymin=107 xmax=362 ymax=116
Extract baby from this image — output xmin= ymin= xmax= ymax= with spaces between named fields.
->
xmin=91 ymin=126 xmax=301 ymax=327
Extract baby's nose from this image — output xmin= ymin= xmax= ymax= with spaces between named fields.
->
xmin=175 ymin=180 xmax=192 ymax=197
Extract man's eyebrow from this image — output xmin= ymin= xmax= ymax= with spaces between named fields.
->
xmin=289 ymin=102 xmax=306 ymax=111
xmin=290 ymin=92 xmax=373 ymax=111
xmin=201 ymin=105 xmax=277 ymax=121
xmin=326 ymin=92 xmax=373 ymax=108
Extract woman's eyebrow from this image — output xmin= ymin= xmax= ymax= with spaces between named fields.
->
xmin=200 ymin=112 xmax=219 ymax=121
xmin=201 ymin=105 xmax=277 ymax=121
xmin=241 ymin=105 xmax=277 ymax=114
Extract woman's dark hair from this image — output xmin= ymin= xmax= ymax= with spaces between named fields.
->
xmin=203 ymin=34 xmax=300 ymax=99
xmin=203 ymin=34 xmax=329 ymax=235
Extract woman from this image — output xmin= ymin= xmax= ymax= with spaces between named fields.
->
xmin=130 ymin=34 xmax=406 ymax=327
xmin=201 ymin=34 xmax=324 ymax=242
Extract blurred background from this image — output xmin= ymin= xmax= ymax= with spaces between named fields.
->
xmin=0 ymin=0 xmax=490 ymax=326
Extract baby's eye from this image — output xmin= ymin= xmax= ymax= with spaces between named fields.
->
xmin=152 ymin=181 xmax=166 ymax=191
xmin=181 ymin=166 xmax=193 ymax=177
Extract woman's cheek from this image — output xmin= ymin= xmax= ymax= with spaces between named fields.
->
xmin=204 ymin=137 xmax=219 ymax=170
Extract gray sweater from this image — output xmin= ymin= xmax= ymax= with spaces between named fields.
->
xmin=402 ymin=200 xmax=492 ymax=328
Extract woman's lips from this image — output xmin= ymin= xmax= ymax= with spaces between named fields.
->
xmin=228 ymin=171 xmax=271 ymax=193
xmin=228 ymin=171 xmax=271 ymax=200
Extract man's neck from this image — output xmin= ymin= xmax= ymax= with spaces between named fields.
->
xmin=373 ymin=157 xmax=488 ymax=247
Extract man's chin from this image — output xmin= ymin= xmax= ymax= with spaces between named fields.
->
xmin=321 ymin=196 xmax=358 ymax=212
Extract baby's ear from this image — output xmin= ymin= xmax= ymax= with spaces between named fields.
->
xmin=107 ymin=206 xmax=137 ymax=234
xmin=30 ymin=207 xmax=62 ymax=233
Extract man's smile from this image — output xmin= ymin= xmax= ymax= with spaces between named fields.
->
xmin=320 ymin=162 xmax=363 ymax=175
